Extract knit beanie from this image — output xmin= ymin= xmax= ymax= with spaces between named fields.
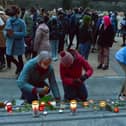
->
xmin=60 ymin=51 xmax=74 ymax=66
xmin=37 ymin=51 xmax=52 ymax=63
xmin=83 ymin=15 xmax=91 ymax=25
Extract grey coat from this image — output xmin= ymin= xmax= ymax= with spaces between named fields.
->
xmin=33 ymin=23 xmax=51 ymax=53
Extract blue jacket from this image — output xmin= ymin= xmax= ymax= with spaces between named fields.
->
xmin=115 ymin=47 xmax=126 ymax=64
xmin=17 ymin=57 xmax=60 ymax=99
xmin=4 ymin=17 xmax=26 ymax=55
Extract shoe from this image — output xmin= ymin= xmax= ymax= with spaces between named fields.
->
xmin=97 ymin=64 xmax=102 ymax=69
xmin=102 ymin=65 xmax=109 ymax=70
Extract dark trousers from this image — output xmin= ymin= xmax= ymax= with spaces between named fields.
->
xmin=58 ymin=34 xmax=65 ymax=53
xmin=63 ymin=83 xmax=88 ymax=101
xmin=6 ymin=55 xmax=24 ymax=73
xmin=68 ymin=31 xmax=79 ymax=49
xmin=21 ymin=89 xmax=38 ymax=104
xmin=0 ymin=47 xmax=6 ymax=65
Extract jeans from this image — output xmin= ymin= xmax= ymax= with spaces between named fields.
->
xmin=79 ymin=42 xmax=91 ymax=60
xmin=63 ymin=83 xmax=88 ymax=101
xmin=50 ymin=40 xmax=59 ymax=60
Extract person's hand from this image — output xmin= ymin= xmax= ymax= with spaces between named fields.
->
xmin=73 ymin=78 xmax=82 ymax=84
xmin=73 ymin=78 xmax=82 ymax=87
xmin=7 ymin=29 xmax=13 ymax=37
xmin=37 ymin=86 xmax=50 ymax=96
xmin=43 ymin=86 xmax=50 ymax=94
xmin=80 ymin=74 xmax=88 ymax=82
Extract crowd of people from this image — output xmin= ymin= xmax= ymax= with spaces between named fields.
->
xmin=0 ymin=5 xmax=126 ymax=103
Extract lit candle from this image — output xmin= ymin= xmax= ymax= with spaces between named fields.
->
xmin=70 ymin=100 xmax=77 ymax=113
xmin=88 ymin=99 xmax=94 ymax=104
xmin=83 ymin=101 xmax=89 ymax=108
xmin=99 ymin=100 xmax=107 ymax=109
xmin=39 ymin=101 xmax=45 ymax=111
xmin=5 ymin=102 xmax=12 ymax=113
xmin=32 ymin=100 xmax=39 ymax=117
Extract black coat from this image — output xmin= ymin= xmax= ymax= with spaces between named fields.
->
xmin=97 ymin=24 xmax=114 ymax=47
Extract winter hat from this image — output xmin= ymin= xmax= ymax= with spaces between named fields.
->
xmin=103 ymin=15 xmax=111 ymax=28
xmin=60 ymin=51 xmax=74 ymax=66
xmin=83 ymin=15 xmax=91 ymax=25
xmin=37 ymin=51 xmax=52 ymax=63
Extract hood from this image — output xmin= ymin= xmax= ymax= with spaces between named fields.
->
xmin=38 ymin=23 xmax=49 ymax=34
xmin=68 ymin=49 xmax=82 ymax=62
xmin=103 ymin=16 xmax=111 ymax=28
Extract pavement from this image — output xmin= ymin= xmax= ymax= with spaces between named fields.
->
xmin=0 ymin=36 xmax=125 ymax=100
xmin=0 ymin=36 xmax=124 ymax=78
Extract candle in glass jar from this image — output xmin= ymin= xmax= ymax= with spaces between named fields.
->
xmin=5 ymin=102 xmax=12 ymax=113
xmin=70 ymin=100 xmax=77 ymax=112
xmin=83 ymin=101 xmax=89 ymax=107
xmin=32 ymin=100 xmax=39 ymax=117
xmin=39 ymin=101 xmax=45 ymax=111
xmin=99 ymin=100 xmax=107 ymax=109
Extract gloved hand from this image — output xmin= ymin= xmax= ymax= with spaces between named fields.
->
xmin=80 ymin=74 xmax=88 ymax=82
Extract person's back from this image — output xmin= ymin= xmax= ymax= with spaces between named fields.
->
xmin=115 ymin=47 xmax=126 ymax=65
xmin=33 ymin=19 xmax=51 ymax=54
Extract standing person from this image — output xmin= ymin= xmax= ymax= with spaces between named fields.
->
xmin=48 ymin=16 xmax=59 ymax=61
xmin=0 ymin=9 xmax=8 ymax=70
xmin=68 ymin=8 xmax=81 ymax=50
xmin=59 ymin=49 xmax=93 ymax=101
xmin=57 ymin=11 xmax=67 ymax=53
xmin=97 ymin=16 xmax=114 ymax=70
xmin=115 ymin=47 xmax=126 ymax=100
xmin=4 ymin=5 xmax=26 ymax=75
xmin=33 ymin=15 xmax=51 ymax=57
xmin=17 ymin=51 xmax=60 ymax=103
xmin=78 ymin=15 xmax=93 ymax=60
xmin=23 ymin=9 xmax=34 ymax=60
xmin=120 ymin=14 xmax=126 ymax=46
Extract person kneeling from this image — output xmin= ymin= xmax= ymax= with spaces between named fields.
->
xmin=59 ymin=49 xmax=93 ymax=101
xmin=17 ymin=51 xmax=60 ymax=103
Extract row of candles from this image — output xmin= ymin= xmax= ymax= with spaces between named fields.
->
xmin=4 ymin=99 xmax=119 ymax=117
xmin=31 ymin=99 xmax=108 ymax=117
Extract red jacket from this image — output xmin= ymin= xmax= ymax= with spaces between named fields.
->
xmin=60 ymin=49 xmax=93 ymax=86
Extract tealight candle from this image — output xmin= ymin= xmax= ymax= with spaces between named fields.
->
xmin=88 ymin=99 xmax=94 ymax=104
xmin=83 ymin=101 xmax=89 ymax=107
xmin=32 ymin=100 xmax=39 ymax=117
xmin=5 ymin=102 xmax=12 ymax=113
xmin=99 ymin=100 xmax=107 ymax=109
xmin=70 ymin=100 xmax=77 ymax=113
xmin=39 ymin=101 xmax=45 ymax=111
